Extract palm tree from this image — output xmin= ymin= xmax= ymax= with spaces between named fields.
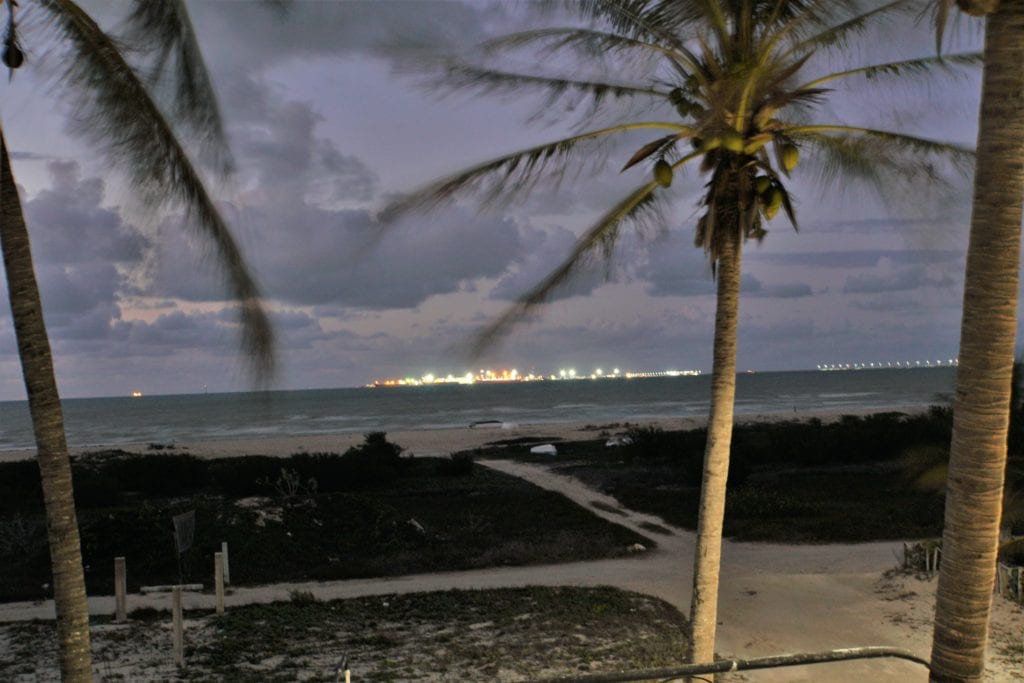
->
xmin=0 ymin=1 xmax=273 ymax=679
xmin=927 ymin=1 xmax=1024 ymax=681
xmin=385 ymin=0 xmax=973 ymax=667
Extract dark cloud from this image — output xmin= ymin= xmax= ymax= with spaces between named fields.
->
xmin=228 ymin=94 xmax=379 ymax=206
xmin=148 ymin=202 xmax=531 ymax=310
xmin=636 ymin=233 xmax=812 ymax=299
xmin=5 ymin=162 xmax=150 ymax=347
xmin=189 ymin=1 xmax=500 ymax=72
xmin=26 ymin=161 xmax=148 ymax=265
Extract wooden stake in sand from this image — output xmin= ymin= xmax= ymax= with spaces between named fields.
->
xmin=172 ymin=586 xmax=184 ymax=667
xmin=214 ymin=552 xmax=225 ymax=615
xmin=221 ymin=541 xmax=230 ymax=585
xmin=114 ymin=556 xmax=127 ymax=622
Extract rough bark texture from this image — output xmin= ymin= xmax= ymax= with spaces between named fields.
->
xmin=930 ymin=2 xmax=1024 ymax=681
xmin=688 ymin=228 xmax=742 ymax=672
xmin=1 ymin=132 xmax=93 ymax=680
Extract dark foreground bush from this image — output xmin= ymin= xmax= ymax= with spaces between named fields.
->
xmin=435 ymin=452 xmax=474 ymax=476
xmin=622 ymin=426 xmax=749 ymax=486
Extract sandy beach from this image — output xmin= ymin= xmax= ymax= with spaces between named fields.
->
xmin=0 ymin=404 xmax=929 ymax=463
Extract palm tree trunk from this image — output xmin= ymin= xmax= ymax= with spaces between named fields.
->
xmin=688 ymin=227 xmax=742 ymax=671
xmin=930 ymin=2 xmax=1024 ymax=681
xmin=1 ymin=131 xmax=93 ymax=680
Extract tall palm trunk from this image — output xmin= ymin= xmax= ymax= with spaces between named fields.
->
xmin=688 ymin=227 xmax=742 ymax=670
xmin=0 ymin=131 xmax=93 ymax=680
xmin=930 ymin=2 xmax=1024 ymax=681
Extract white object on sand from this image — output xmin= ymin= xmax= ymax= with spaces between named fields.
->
xmin=530 ymin=444 xmax=557 ymax=456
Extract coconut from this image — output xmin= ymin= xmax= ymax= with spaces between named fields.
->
xmin=754 ymin=176 xmax=772 ymax=195
xmin=2 ymin=42 xmax=23 ymax=70
xmin=653 ymin=160 xmax=673 ymax=188
xmin=781 ymin=144 xmax=799 ymax=172
xmin=763 ymin=188 xmax=784 ymax=219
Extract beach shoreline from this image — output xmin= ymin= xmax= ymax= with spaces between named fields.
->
xmin=0 ymin=404 xmax=932 ymax=462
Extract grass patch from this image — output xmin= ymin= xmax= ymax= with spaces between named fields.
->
xmin=0 ymin=587 xmax=688 ymax=681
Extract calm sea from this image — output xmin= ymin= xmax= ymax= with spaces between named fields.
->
xmin=0 ymin=368 xmax=955 ymax=452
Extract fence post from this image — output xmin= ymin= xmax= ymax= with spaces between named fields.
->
xmin=172 ymin=586 xmax=184 ymax=667
xmin=214 ymin=552 xmax=225 ymax=615
xmin=221 ymin=541 xmax=230 ymax=585
xmin=114 ymin=556 xmax=127 ymax=622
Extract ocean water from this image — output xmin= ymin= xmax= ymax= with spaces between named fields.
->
xmin=0 ymin=368 xmax=955 ymax=452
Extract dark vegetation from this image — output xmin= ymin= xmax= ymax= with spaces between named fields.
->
xmin=0 ymin=587 xmax=688 ymax=681
xmin=469 ymin=409 xmax=991 ymax=543
xmin=0 ymin=434 xmax=645 ymax=602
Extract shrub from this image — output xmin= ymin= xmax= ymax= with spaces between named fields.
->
xmin=0 ymin=460 xmax=42 ymax=512
xmin=1000 ymin=538 xmax=1024 ymax=566
xmin=101 ymin=453 xmax=208 ymax=496
xmin=289 ymin=589 xmax=319 ymax=605
xmin=207 ymin=456 xmax=283 ymax=497
xmin=436 ymin=452 xmax=474 ymax=476
xmin=72 ymin=470 xmax=124 ymax=508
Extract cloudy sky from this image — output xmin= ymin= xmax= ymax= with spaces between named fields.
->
xmin=0 ymin=1 xmax=1002 ymax=399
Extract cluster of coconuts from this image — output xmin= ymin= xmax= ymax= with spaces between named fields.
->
xmin=651 ymin=136 xmax=799 ymax=203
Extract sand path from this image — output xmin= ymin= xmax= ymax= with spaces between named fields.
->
xmin=2 ymin=459 xmax=1020 ymax=681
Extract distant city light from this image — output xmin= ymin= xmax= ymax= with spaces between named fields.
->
xmin=367 ymin=364 xmax=701 ymax=387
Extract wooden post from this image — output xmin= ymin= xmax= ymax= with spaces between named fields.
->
xmin=933 ymin=547 xmax=940 ymax=574
xmin=996 ymin=564 xmax=1005 ymax=596
xmin=114 ymin=556 xmax=127 ymax=622
xmin=1017 ymin=567 xmax=1022 ymax=604
xmin=221 ymin=541 xmax=230 ymax=585
xmin=214 ymin=552 xmax=225 ymax=615
xmin=172 ymin=586 xmax=184 ymax=667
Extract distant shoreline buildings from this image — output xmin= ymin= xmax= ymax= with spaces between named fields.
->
xmin=367 ymin=367 xmax=701 ymax=387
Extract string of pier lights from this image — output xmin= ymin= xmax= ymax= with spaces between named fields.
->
xmin=817 ymin=359 xmax=959 ymax=371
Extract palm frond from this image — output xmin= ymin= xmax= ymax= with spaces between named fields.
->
xmin=480 ymin=26 xmax=695 ymax=69
xmin=573 ymin=0 xmax=692 ymax=52
xmin=620 ymin=133 xmax=686 ymax=170
xmin=380 ymin=122 xmax=688 ymax=223
xmin=441 ymin=60 xmax=667 ymax=105
xmin=468 ymin=179 xmax=663 ymax=358
xmin=118 ymin=0 xmax=234 ymax=176
xmin=930 ymin=0 xmax=953 ymax=53
xmin=787 ymin=0 xmax=915 ymax=56
xmin=39 ymin=0 xmax=273 ymax=382
xmin=794 ymin=126 xmax=974 ymax=199
xmin=797 ymin=52 xmax=981 ymax=90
